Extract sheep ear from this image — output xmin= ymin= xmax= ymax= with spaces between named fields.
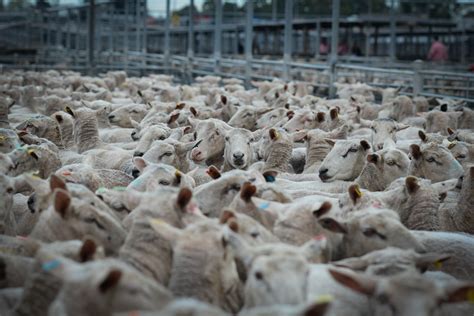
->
xmin=168 ymin=112 xmax=180 ymax=124
xmin=130 ymin=119 xmax=140 ymax=129
xmin=175 ymin=102 xmax=186 ymax=110
xmin=219 ymin=209 xmax=236 ymax=224
xmin=292 ymin=130 xmax=307 ymax=142
xmin=312 ymin=201 xmax=332 ymax=218
xmin=328 ymin=268 xmax=376 ymax=296
xmin=360 ymin=140 xmax=370 ymax=151
xmin=415 ymin=253 xmax=451 ymax=273
xmin=447 ymin=127 xmax=454 ymax=135
xmin=367 ymin=153 xmax=378 ymax=164
xmin=54 ymin=114 xmax=63 ymax=123
xmin=333 ymin=257 xmax=370 ymax=271
xmin=220 ymin=95 xmax=227 ymax=105
xmin=65 ymin=106 xmax=75 ymax=117
xmin=269 ymin=128 xmax=280 ymax=141
xmin=330 ymin=108 xmax=338 ymax=120
xmin=189 ymin=106 xmax=198 ymax=117
xmin=206 ymin=165 xmax=221 ymax=179
xmin=405 ymin=176 xmax=420 ymax=194
xmin=79 ymin=239 xmax=97 ymax=263
xmin=50 ymin=174 xmax=67 ymax=192
xmin=99 ymin=269 xmax=122 ymax=293
xmin=54 ymin=189 xmax=71 ymax=218
xmin=418 ymin=130 xmax=427 ymax=142
xmin=316 ymin=112 xmax=325 ymax=123
xmin=240 ymin=182 xmax=257 ymax=202
xmin=176 ymin=187 xmax=192 ymax=209
xmin=396 ymin=123 xmax=410 ymax=131
xmin=319 ymin=217 xmax=347 ymax=234
xmin=441 ymin=284 xmax=474 ymax=304
xmin=27 ymin=149 xmax=39 ymax=160
xmin=440 ymin=104 xmax=448 ymax=112
xmin=348 ymin=184 xmax=363 ymax=204
xmin=410 ymin=144 xmax=422 ymax=160
xmin=132 ymin=157 xmax=148 ymax=172
xmin=304 ymin=301 xmax=331 ymax=316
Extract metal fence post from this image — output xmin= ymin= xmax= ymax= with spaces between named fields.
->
xmin=283 ymin=0 xmax=293 ymax=81
xmin=214 ymin=0 xmax=222 ymax=75
xmin=164 ymin=0 xmax=171 ymax=72
xmin=413 ymin=60 xmax=423 ymax=96
xmin=88 ymin=0 xmax=96 ymax=75
xmin=187 ymin=0 xmax=194 ymax=82
xmin=245 ymin=0 xmax=253 ymax=88
xmin=329 ymin=0 xmax=340 ymax=98
xmin=124 ymin=0 xmax=130 ymax=72
xmin=389 ymin=0 xmax=396 ymax=63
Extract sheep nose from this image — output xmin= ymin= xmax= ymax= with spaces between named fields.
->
xmin=133 ymin=151 xmax=143 ymax=157
xmin=233 ymin=152 xmax=244 ymax=159
xmin=377 ymin=144 xmax=384 ymax=150
xmin=27 ymin=193 xmax=36 ymax=213
xmin=108 ymin=115 xmax=115 ymax=120
xmin=132 ymin=169 xmax=140 ymax=179
xmin=319 ymin=168 xmax=328 ymax=176
xmin=367 ymin=154 xmax=378 ymax=163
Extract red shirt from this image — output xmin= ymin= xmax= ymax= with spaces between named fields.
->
xmin=428 ymin=41 xmax=448 ymax=62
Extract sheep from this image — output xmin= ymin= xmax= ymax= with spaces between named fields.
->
xmin=51 ymin=111 xmax=75 ymax=149
xmin=228 ymin=106 xmax=271 ymax=131
xmin=49 ymin=258 xmax=172 ymax=316
xmin=15 ymin=114 xmax=62 ymax=148
xmin=369 ymin=118 xmax=409 ymax=150
xmin=329 ymin=268 xmax=474 ymax=316
xmin=356 ymin=147 xmax=410 ymax=191
xmin=0 ymin=128 xmax=21 ymax=153
xmin=447 ymin=141 xmax=474 ymax=168
xmin=29 ymin=187 xmax=126 ymax=255
xmin=318 ymin=139 xmax=371 ymax=182
xmin=6 ymin=145 xmax=61 ymax=179
xmin=108 ymin=103 xmax=149 ymax=128
xmin=447 ymin=127 xmax=474 ymax=144
xmin=150 ymin=219 xmax=243 ymax=313
xmin=255 ymin=128 xmax=294 ymax=173
xmin=409 ymin=142 xmax=464 ymax=182
xmin=223 ymin=128 xmax=257 ymax=171
xmin=142 ymin=139 xmax=195 ymax=172
xmin=132 ymin=124 xmax=172 ymax=157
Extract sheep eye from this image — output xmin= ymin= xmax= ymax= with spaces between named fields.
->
xmin=349 ymin=148 xmax=358 ymax=153
xmin=250 ymin=232 xmax=259 ymax=238
xmin=163 ymin=152 xmax=172 ymax=157
xmin=193 ymin=132 xmax=197 ymax=140
xmin=363 ymin=227 xmax=386 ymax=240
xmin=159 ymin=136 xmax=166 ymax=140
xmin=131 ymin=110 xmax=139 ymax=114
xmin=426 ymin=157 xmax=436 ymax=163
xmin=159 ymin=180 xmax=170 ymax=186
xmin=225 ymin=136 xmax=230 ymax=141
xmin=84 ymin=217 xmax=105 ymax=230
xmin=6 ymin=187 xmax=13 ymax=194
xmin=457 ymin=154 xmax=466 ymax=159
xmin=249 ymin=138 xmax=254 ymax=142
xmin=215 ymin=130 xmax=220 ymax=136
xmin=254 ymin=271 xmax=263 ymax=280
xmin=371 ymin=127 xmax=376 ymax=132
xmin=386 ymin=160 xmax=395 ymax=166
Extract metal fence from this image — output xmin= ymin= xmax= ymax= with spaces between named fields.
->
xmin=1 ymin=0 xmax=474 ymax=104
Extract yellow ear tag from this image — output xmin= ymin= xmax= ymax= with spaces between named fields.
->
xmin=315 ymin=294 xmax=334 ymax=304
xmin=27 ymin=149 xmax=35 ymax=156
xmin=149 ymin=218 xmax=165 ymax=226
xmin=434 ymin=260 xmax=443 ymax=269
xmin=354 ymin=185 xmax=363 ymax=198
xmin=175 ymin=170 xmax=182 ymax=178
xmin=274 ymin=130 xmax=280 ymax=140
xmin=467 ymin=289 xmax=474 ymax=303
xmin=448 ymin=141 xmax=457 ymax=149
xmin=31 ymin=171 xmax=41 ymax=179
xmin=0 ymin=136 xmax=6 ymax=141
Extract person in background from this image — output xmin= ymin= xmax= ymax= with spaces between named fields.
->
xmin=338 ymin=40 xmax=349 ymax=55
xmin=428 ymin=36 xmax=448 ymax=62
xmin=319 ymin=38 xmax=329 ymax=55
xmin=351 ymin=43 xmax=362 ymax=56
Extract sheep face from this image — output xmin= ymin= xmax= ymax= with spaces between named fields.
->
xmin=319 ymin=139 xmax=371 ymax=182
xmin=409 ymin=143 xmax=464 ymax=183
xmin=128 ymin=161 xmax=187 ymax=192
xmin=330 ymin=269 xmax=474 ymax=316
xmin=0 ymin=174 xmax=15 ymax=234
xmin=228 ymin=106 xmax=270 ymax=131
xmin=47 ymin=189 xmax=126 ymax=254
xmin=370 ymin=119 xmax=407 ymax=150
xmin=190 ymin=119 xmax=228 ymax=164
xmin=359 ymin=148 xmax=410 ymax=190
xmin=244 ymin=253 xmax=309 ymax=308
xmin=0 ymin=129 xmax=21 ymax=153
xmin=7 ymin=146 xmax=41 ymax=177
xmin=319 ymin=208 xmax=424 ymax=260
xmin=133 ymin=125 xmax=171 ymax=157
xmin=256 ymin=108 xmax=287 ymax=129
xmin=108 ymin=104 xmax=147 ymax=128
xmin=224 ymin=129 xmax=255 ymax=170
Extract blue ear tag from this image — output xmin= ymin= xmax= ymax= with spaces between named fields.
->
xmin=258 ymin=202 xmax=270 ymax=210
xmin=264 ymin=174 xmax=275 ymax=182
xmin=42 ymin=259 xmax=62 ymax=272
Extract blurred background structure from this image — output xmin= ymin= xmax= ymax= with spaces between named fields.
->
xmin=0 ymin=0 xmax=474 ymax=101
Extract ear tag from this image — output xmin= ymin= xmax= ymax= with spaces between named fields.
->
xmin=468 ymin=289 xmax=474 ymax=303
xmin=448 ymin=141 xmax=457 ymax=149
xmin=112 ymin=186 xmax=126 ymax=191
xmin=27 ymin=149 xmax=35 ymax=155
xmin=149 ymin=218 xmax=165 ymax=226
xmin=31 ymin=171 xmax=41 ymax=179
xmin=96 ymin=187 xmax=107 ymax=194
xmin=258 ymin=202 xmax=270 ymax=210
xmin=42 ymin=259 xmax=62 ymax=272
xmin=315 ymin=294 xmax=334 ymax=304
xmin=354 ymin=185 xmax=363 ymax=198
xmin=264 ymin=174 xmax=276 ymax=182
xmin=0 ymin=136 xmax=5 ymax=141
xmin=175 ymin=170 xmax=182 ymax=178
xmin=434 ymin=260 xmax=443 ymax=269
